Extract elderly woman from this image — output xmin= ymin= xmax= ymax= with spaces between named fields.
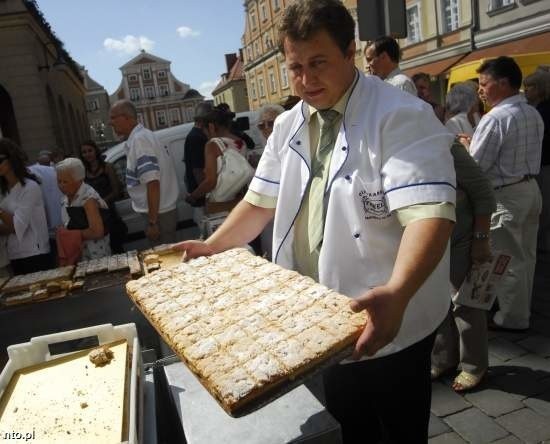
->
xmin=56 ymin=158 xmax=111 ymax=260
xmin=445 ymin=82 xmax=481 ymax=137
xmin=524 ymin=69 xmax=550 ymax=253
xmin=257 ymin=103 xmax=285 ymax=142
xmin=0 ymin=138 xmax=51 ymax=274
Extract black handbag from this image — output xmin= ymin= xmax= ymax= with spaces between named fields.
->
xmin=66 ymin=206 xmax=112 ymax=235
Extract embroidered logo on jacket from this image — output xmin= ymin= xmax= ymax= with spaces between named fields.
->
xmin=359 ymin=189 xmax=390 ymax=219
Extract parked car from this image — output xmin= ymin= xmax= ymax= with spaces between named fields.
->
xmin=103 ymin=111 xmax=264 ymax=237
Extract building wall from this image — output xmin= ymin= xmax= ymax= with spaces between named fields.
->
xmin=0 ymin=1 xmax=88 ymax=160
xmin=213 ymin=79 xmax=250 ymax=113
xmin=476 ymin=0 xmax=550 ymax=48
xmin=85 ymin=89 xmax=116 ymax=148
xmin=111 ymin=54 xmax=203 ymax=131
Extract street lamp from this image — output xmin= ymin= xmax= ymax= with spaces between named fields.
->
xmin=90 ymin=121 xmax=106 ymax=141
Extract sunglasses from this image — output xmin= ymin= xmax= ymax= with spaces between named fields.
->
xmin=257 ymin=120 xmax=275 ymax=130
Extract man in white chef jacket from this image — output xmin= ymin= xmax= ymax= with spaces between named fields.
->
xmin=174 ymin=0 xmax=456 ymax=441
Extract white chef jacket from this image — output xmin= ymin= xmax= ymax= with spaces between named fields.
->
xmin=249 ymin=72 xmax=456 ymax=358
xmin=0 ymin=179 xmax=50 ymax=260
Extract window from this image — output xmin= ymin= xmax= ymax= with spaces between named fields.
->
xmin=258 ymin=77 xmax=265 ymax=98
xmin=272 ymin=0 xmax=280 ymax=11
xmin=260 ymin=2 xmax=267 ymax=21
xmin=250 ymin=11 xmax=257 ymax=30
xmin=87 ymin=99 xmax=99 ymax=111
xmin=268 ymin=68 xmax=277 ymax=93
xmin=250 ymin=79 xmax=257 ymax=100
xmin=159 ymin=84 xmax=170 ymax=96
xmin=407 ymin=4 xmax=421 ymax=43
xmin=137 ymin=113 xmax=144 ymax=126
xmin=169 ymin=108 xmax=181 ymax=125
xmin=280 ymin=64 xmax=289 ymax=89
xmin=489 ymin=0 xmax=514 ymax=10
xmin=145 ymin=86 xmax=155 ymax=99
xmin=130 ymin=88 xmax=140 ymax=101
xmin=254 ymin=41 xmax=260 ymax=57
xmin=128 ymin=74 xmax=138 ymax=82
xmin=442 ymin=0 xmax=459 ymax=33
xmin=156 ymin=110 xmax=167 ymax=126
xmin=247 ymin=46 xmax=253 ymax=61
xmin=143 ymin=67 xmax=152 ymax=80
xmin=157 ymin=70 xmax=166 ymax=79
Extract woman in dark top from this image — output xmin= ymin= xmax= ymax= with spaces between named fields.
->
xmin=80 ymin=140 xmax=126 ymax=252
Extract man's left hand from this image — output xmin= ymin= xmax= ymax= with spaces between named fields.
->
xmin=146 ymin=223 xmax=160 ymax=241
xmin=349 ymin=284 xmax=409 ymax=360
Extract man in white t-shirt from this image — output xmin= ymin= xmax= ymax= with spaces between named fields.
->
xmin=109 ymin=100 xmax=179 ymax=245
xmin=364 ymin=36 xmax=418 ymax=96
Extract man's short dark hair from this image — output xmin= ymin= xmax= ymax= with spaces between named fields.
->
xmin=277 ymin=0 xmax=355 ymax=55
xmin=477 ymin=56 xmax=522 ymax=90
xmin=194 ymin=102 xmax=213 ymax=123
xmin=412 ymin=72 xmax=430 ymax=84
xmin=371 ymin=36 xmax=401 ymax=63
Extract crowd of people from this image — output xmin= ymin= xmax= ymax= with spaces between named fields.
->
xmin=0 ymin=1 xmax=548 ymax=441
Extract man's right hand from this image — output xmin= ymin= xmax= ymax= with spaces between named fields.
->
xmin=172 ymin=240 xmax=215 ymax=260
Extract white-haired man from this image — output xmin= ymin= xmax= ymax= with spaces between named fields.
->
xmin=109 ymin=100 xmax=179 ymax=245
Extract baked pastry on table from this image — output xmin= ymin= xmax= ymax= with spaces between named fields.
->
xmin=126 ymin=248 xmax=366 ymax=415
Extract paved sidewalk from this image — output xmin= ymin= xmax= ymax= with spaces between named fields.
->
xmin=429 ymin=253 xmax=550 ymax=444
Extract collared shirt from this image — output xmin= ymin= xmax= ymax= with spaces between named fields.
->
xmin=0 ymin=179 xmax=50 ymax=260
xmin=470 ymin=94 xmax=544 ymax=187
xmin=125 ymin=123 xmax=179 ymax=213
xmin=385 ymin=68 xmax=417 ymax=96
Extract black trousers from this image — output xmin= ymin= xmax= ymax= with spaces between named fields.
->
xmin=11 ymin=253 xmax=53 ymax=276
xmin=323 ymin=331 xmax=436 ymax=444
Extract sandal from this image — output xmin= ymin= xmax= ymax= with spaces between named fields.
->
xmin=452 ymin=371 xmax=485 ymax=392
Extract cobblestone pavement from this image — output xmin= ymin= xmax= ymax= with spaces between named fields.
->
xmin=429 ymin=253 xmax=550 ymax=444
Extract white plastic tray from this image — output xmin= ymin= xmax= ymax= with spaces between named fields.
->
xmin=0 ymin=323 xmax=143 ymax=444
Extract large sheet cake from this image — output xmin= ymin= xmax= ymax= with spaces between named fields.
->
xmin=125 ymin=248 xmax=366 ymax=414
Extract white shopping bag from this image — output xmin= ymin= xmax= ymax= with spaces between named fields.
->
xmin=452 ymin=252 xmax=512 ymax=310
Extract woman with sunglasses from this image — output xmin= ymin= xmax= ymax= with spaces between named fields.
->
xmin=0 ymin=138 xmax=51 ymax=275
xmin=257 ymin=104 xmax=285 ymax=142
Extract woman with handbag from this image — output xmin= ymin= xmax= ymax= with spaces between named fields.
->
xmin=185 ymin=106 xmax=254 ymax=214
xmin=56 ymin=157 xmax=111 ymax=262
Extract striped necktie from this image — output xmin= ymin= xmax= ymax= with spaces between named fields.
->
xmin=308 ymin=109 xmax=340 ymax=253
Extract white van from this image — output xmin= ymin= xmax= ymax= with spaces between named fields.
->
xmin=104 ymin=111 xmax=264 ymax=237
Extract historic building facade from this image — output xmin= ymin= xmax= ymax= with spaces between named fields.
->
xmin=0 ymin=0 xmax=88 ymax=160
xmin=212 ymin=53 xmax=249 ymax=113
xmin=81 ymin=68 xmax=116 ymax=149
xmin=110 ymin=50 xmax=204 ymax=131
xmin=399 ymin=0 xmax=550 ymax=98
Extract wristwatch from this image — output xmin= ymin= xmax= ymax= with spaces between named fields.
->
xmin=473 ymin=232 xmax=489 ymax=240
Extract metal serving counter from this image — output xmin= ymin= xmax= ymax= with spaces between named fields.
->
xmin=164 ymin=362 xmax=342 ymax=444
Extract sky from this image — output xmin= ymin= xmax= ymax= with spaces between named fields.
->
xmin=36 ymin=0 xmax=247 ymax=98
